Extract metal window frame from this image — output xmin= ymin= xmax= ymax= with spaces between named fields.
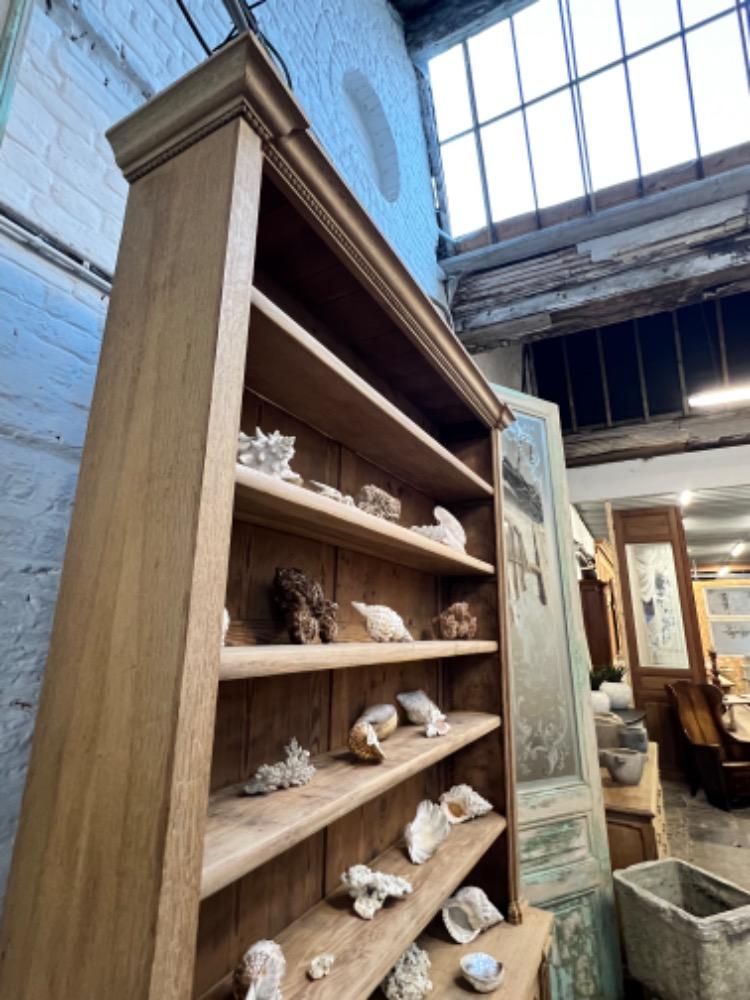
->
xmin=434 ymin=1 xmax=749 ymax=238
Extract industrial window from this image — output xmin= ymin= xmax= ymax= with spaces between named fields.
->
xmin=428 ymin=0 xmax=750 ymax=241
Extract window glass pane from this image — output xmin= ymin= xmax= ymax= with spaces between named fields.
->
xmin=513 ymin=0 xmax=569 ymax=101
xmin=429 ymin=44 xmax=472 ymax=141
xmin=688 ymin=16 xmax=750 ymax=155
xmin=567 ymin=0 xmax=622 ymax=76
xmin=526 ymin=90 xmax=584 ymax=207
xmin=468 ymin=20 xmax=521 ymax=122
xmin=629 ymin=40 xmax=697 ymax=172
xmin=440 ymin=134 xmax=486 ymax=235
xmin=580 ymin=65 xmax=639 ymax=189
xmin=619 ymin=0 xmax=680 ymax=52
xmin=481 ymin=113 xmax=536 ymax=221
xmin=681 ymin=0 xmax=735 ymax=27
xmin=601 ymin=322 xmax=644 ymax=421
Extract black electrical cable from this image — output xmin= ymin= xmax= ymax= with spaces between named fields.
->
xmin=174 ymin=0 xmax=212 ymax=55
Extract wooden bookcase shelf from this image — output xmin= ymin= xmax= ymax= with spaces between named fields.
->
xmin=0 ymin=34 xmax=525 ymax=1000
xmin=219 ymin=640 xmax=500 ymax=680
xmin=247 ymin=288 xmax=494 ymax=503
xmin=202 ymin=813 xmax=507 ymax=1000
xmin=234 ymin=466 xmax=495 ymax=576
xmin=202 ymin=712 xmax=500 ymax=898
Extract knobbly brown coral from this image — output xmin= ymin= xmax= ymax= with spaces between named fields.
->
xmin=434 ymin=601 xmax=477 ymax=640
xmin=356 ymin=484 xmax=401 ymax=522
xmin=273 ymin=567 xmax=338 ymax=643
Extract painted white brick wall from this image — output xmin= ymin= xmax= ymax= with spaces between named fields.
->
xmin=0 ymin=0 xmax=440 ymax=902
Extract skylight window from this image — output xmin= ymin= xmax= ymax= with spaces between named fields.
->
xmin=428 ymin=0 xmax=750 ymax=239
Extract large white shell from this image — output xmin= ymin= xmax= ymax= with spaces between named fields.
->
xmin=460 ymin=952 xmax=504 ymax=993
xmin=351 ymin=601 xmax=413 ymax=642
xmin=404 ymin=800 xmax=450 ymax=864
xmin=410 ymin=506 xmax=466 ymax=552
xmin=307 ymin=953 xmax=335 ymax=980
xmin=341 ymin=864 xmax=412 ymax=919
xmin=242 ymin=738 xmax=315 ymax=795
xmin=237 ymin=427 xmax=302 ymax=484
xmin=439 ymin=784 xmax=493 ymax=825
xmin=381 ymin=943 xmax=433 ymax=1000
xmin=396 ymin=690 xmax=450 ymax=737
xmin=232 ymin=940 xmax=286 ymax=1000
xmin=442 ymin=886 xmax=504 ymax=944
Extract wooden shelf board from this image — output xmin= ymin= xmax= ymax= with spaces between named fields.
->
xmin=417 ymin=905 xmax=554 ymax=998
xmin=203 ymin=812 xmax=507 ymax=1000
xmin=220 ymin=639 xmax=499 ymax=680
xmin=234 ymin=466 xmax=495 ymax=576
xmin=201 ymin=712 xmax=501 ymax=899
xmin=247 ymin=288 xmax=494 ymax=502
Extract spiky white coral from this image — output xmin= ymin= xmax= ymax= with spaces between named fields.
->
xmin=381 ymin=944 xmax=433 ymax=1000
xmin=237 ymin=427 xmax=301 ymax=483
xmin=341 ymin=864 xmax=413 ymax=919
xmin=242 ymin=738 xmax=315 ymax=796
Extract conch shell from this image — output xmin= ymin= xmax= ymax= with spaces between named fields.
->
xmin=237 ymin=427 xmax=301 ymax=484
xmin=232 ymin=939 xmax=286 ymax=1000
xmin=348 ymin=703 xmax=398 ymax=762
xmin=404 ymin=800 xmax=450 ymax=864
xmin=442 ymin=886 xmax=504 ymax=944
xmin=396 ymin=690 xmax=450 ymax=737
xmin=439 ymin=784 xmax=493 ymax=825
xmin=410 ymin=506 xmax=466 ymax=552
xmin=351 ymin=601 xmax=413 ymax=642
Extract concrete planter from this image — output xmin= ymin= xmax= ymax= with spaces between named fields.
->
xmin=614 ymin=859 xmax=750 ymax=1000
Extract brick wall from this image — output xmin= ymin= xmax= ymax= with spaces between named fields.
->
xmin=0 ymin=0 xmax=439 ymax=902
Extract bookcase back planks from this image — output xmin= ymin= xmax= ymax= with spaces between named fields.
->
xmin=0 ymin=32 xmax=528 ymax=1000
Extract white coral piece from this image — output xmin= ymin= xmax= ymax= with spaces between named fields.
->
xmin=381 ymin=943 xmax=433 ymax=1000
xmin=222 ymin=607 xmax=230 ymax=646
xmin=404 ymin=800 xmax=450 ymax=864
xmin=307 ymin=953 xmax=335 ymax=980
xmin=410 ymin=506 xmax=466 ymax=552
xmin=396 ymin=690 xmax=450 ymax=738
xmin=439 ymin=784 xmax=493 ymax=825
xmin=341 ymin=864 xmax=412 ymax=920
xmin=237 ymin=427 xmax=302 ymax=484
xmin=351 ymin=601 xmax=413 ymax=642
xmin=309 ymin=481 xmax=354 ymax=506
xmin=242 ymin=738 xmax=315 ymax=796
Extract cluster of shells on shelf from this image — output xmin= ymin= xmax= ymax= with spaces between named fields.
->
xmin=404 ymin=785 xmax=493 ymax=866
xmin=347 ymin=690 xmax=450 ymax=764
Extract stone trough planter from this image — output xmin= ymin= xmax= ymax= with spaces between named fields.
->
xmin=614 ymin=859 xmax=750 ymax=1000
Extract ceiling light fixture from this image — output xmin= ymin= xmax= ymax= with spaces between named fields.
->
xmin=717 ymin=565 xmax=731 ymax=577
xmin=730 ymin=541 xmax=746 ymax=558
xmin=688 ymin=384 xmax=750 ymax=408
xmin=679 ymin=489 xmax=693 ymax=507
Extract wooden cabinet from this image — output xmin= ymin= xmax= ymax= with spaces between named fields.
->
xmin=580 ymin=578 xmax=620 ymax=668
xmin=0 ymin=31 xmax=548 ymax=1000
xmin=601 ymin=743 xmax=669 ymax=871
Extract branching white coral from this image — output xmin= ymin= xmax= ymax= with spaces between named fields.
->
xmin=242 ymin=738 xmax=315 ymax=796
xmin=341 ymin=864 xmax=412 ymax=919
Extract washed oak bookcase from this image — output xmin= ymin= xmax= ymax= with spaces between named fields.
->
xmin=0 ymin=32 xmax=552 ymax=1000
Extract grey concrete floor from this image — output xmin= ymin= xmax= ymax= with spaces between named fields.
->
xmin=662 ymin=780 xmax=750 ymax=889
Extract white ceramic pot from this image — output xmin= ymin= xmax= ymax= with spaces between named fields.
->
xmin=601 ymin=748 xmax=645 ymax=785
xmin=600 ymin=681 xmax=633 ymax=710
xmin=591 ymin=689 xmax=611 ymax=714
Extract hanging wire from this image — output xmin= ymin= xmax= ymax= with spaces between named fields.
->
xmin=174 ymin=0 xmax=212 ymax=56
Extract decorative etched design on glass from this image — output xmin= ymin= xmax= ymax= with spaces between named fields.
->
xmin=625 ymin=542 xmax=688 ymax=669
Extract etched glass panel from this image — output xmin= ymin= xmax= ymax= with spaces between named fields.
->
xmin=503 ymin=413 xmax=580 ymax=783
xmin=706 ymin=587 xmax=750 ymax=617
xmin=625 ymin=542 xmax=689 ymax=668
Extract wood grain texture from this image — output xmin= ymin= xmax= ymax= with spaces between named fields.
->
xmin=201 ymin=812 xmax=507 ymax=1000
xmin=0 ymin=120 xmax=263 ymax=1000
xmin=202 ymin=712 xmax=500 ymax=898
xmin=234 ymin=465 xmax=496 ymax=575
xmin=219 ymin=640 xmax=499 ymax=679
xmin=247 ymin=288 xmax=494 ymax=501
xmin=418 ymin=905 xmax=555 ymax=998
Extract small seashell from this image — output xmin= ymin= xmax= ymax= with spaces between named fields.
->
xmin=237 ymin=427 xmax=302 ymax=484
xmin=439 ymin=784 xmax=493 ymax=825
xmin=351 ymin=601 xmax=413 ymax=642
xmin=309 ymin=481 xmax=355 ymax=506
xmin=405 ymin=800 xmax=450 ymax=864
xmin=442 ymin=886 xmax=504 ymax=944
xmin=341 ymin=864 xmax=412 ymax=919
xmin=460 ymin=952 xmax=504 ymax=993
xmin=396 ymin=690 xmax=450 ymax=737
xmin=307 ymin=953 xmax=335 ymax=980
xmin=410 ymin=506 xmax=466 ymax=552
xmin=232 ymin=939 xmax=286 ymax=1000
xmin=348 ymin=704 xmax=398 ymax=762
xmin=381 ymin=943 xmax=433 ymax=1000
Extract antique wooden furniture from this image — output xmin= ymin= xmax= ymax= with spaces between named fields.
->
xmin=694 ymin=578 xmax=750 ymax=695
xmin=0 ymin=32 xmax=552 ymax=1000
xmin=668 ymin=681 xmax=750 ymax=809
xmin=580 ymin=578 xmax=620 ymax=668
xmin=613 ymin=507 xmax=705 ymax=780
xmin=601 ymin=743 xmax=669 ymax=871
